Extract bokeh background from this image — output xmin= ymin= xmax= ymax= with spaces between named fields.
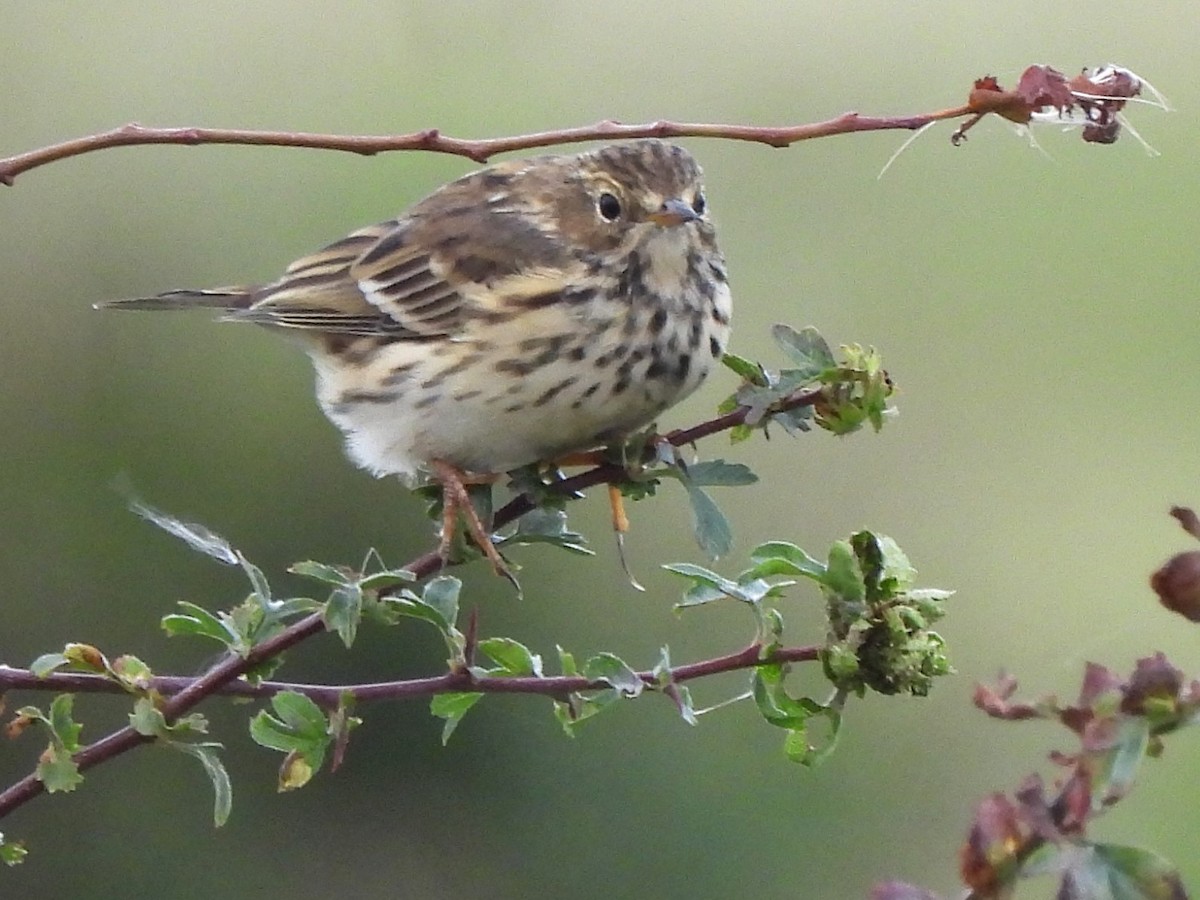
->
xmin=2 ymin=3 xmax=1197 ymax=897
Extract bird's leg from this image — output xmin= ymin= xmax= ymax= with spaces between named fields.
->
xmin=429 ymin=459 xmax=508 ymax=577
xmin=551 ymin=445 xmax=658 ymax=592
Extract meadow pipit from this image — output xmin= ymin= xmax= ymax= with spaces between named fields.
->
xmin=101 ymin=140 xmax=732 ymax=572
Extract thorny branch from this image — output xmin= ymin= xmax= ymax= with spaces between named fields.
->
xmin=0 ymin=386 xmax=824 ymax=821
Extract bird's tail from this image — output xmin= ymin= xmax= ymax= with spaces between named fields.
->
xmin=94 ymin=287 xmax=256 ymax=313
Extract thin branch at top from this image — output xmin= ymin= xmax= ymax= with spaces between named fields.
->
xmin=0 ymin=111 xmax=972 ymax=186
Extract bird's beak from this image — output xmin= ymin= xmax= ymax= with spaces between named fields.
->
xmin=648 ymin=198 xmax=700 ymax=227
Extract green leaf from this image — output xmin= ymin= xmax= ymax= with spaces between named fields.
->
xmin=478 ymin=637 xmax=542 ymax=677
xmin=289 ymin=559 xmax=352 ymax=585
xmin=662 ymin=562 xmax=770 ymax=607
xmin=0 ymin=833 xmax=28 ymax=867
xmin=747 ymin=541 xmax=826 ymax=581
xmin=663 ymin=562 xmax=739 ymax=607
xmin=1092 ymin=717 xmax=1151 ymax=807
xmin=720 ymin=351 xmax=769 ymax=384
xmin=1064 ymin=842 xmax=1185 ymax=900
xmin=271 ymin=691 xmax=329 ymax=736
xmin=322 ymin=583 xmax=363 ymax=648
xmin=752 ymin=668 xmax=818 ymax=730
xmin=557 ymin=645 xmax=579 ymax=677
xmin=36 ymin=744 xmax=82 ymax=793
xmin=553 ymin=688 xmax=622 ymax=735
xmin=504 ymin=507 xmax=592 ymax=555
xmin=852 ymin=531 xmax=916 ymax=599
xmin=29 ymin=653 xmax=70 ymax=678
xmin=430 ymin=692 xmax=483 ymax=745
xmin=173 ymin=742 xmax=233 ymax=826
xmin=249 ymin=692 xmax=331 ymax=789
xmin=110 ymin=655 xmax=153 ymax=691
xmin=238 ymin=556 xmax=272 ymax=605
xmin=130 ymin=697 xmax=169 ymax=737
xmin=358 ymin=568 xmax=416 ymax=591
xmin=583 ymin=653 xmax=643 ymax=697
xmin=419 ymin=576 xmax=461 ymax=629
xmin=682 ymin=459 xmax=758 ymax=487
xmin=671 ymin=684 xmax=699 ymax=725
xmin=752 ymin=668 xmax=840 ymax=766
xmin=771 ymin=324 xmax=835 ymax=376
xmin=685 ymin=483 xmax=733 ymax=560
xmin=249 ymin=692 xmax=329 ymax=755
xmin=161 ymin=601 xmax=237 ymax=646
xmin=823 ymin=540 xmax=866 ymax=605
xmin=47 ymin=694 xmax=83 ymax=751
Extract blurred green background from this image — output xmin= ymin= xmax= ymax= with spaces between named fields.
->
xmin=2 ymin=3 xmax=1197 ymax=897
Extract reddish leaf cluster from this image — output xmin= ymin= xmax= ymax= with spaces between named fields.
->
xmin=956 ymin=64 xmax=1146 ymax=146
xmin=1153 ymin=506 xmax=1200 ymax=621
xmin=976 ymin=654 xmax=1200 ymax=739
xmin=958 ymin=655 xmax=1197 ymax=897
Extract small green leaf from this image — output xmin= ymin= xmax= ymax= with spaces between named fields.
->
xmin=771 ymin=324 xmax=835 ymax=376
xmin=1093 ymin=717 xmax=1151 ymax=806
xmin=1064 ymin=842 xmax=1185 ymax=900
xmin=685 ymin=483 xmax=733 ymax=560
xmin=663 ymin=562 xmax=739 ymax=607
xmin=62 ymin=643 xmax=107 ymax=673
xmin=322 ymin=583 xmax=363 ymax=648
xmin=358 ymin=568 xmax=416 ymax=591
xmin=270 ymin=691 xmax=328 ymax=736
xmin=249 ymin=692 xmax=331 ymax=785
xmin=748 ymin=541 xmax=826 ymax=581
xmin=557 ymin=645 xmax=579 ymax=677
xmin=720 ymin=351 xmax=769 ymax=384
xmin=289 ymin=560 xmax=352 ymax=585
xmin=553 ymin=688 xmax=622 ymax=735
xmin=162 ymin=601 xmax=236 ymax=645
xmin=669 ymin=684 xmax=699 ymax=726
xmin=130 ymin=697 xmax=169 ymax=737
xmin=110 ymin=655 xmax=153 ymax=691
xmin=728 ymin=423 xmax=754 ymax=444
xmin=173 ymin=742 xmax=233 ymax=826
xmin=237 ymin=556 xmax=272 ymax=605
xmin=47 ymin=694 xmax=83 ymax=751
xmin=683 ymin=459 xmax=758 ymax=487
xmin=36 ymin=744 xmax=82 ymax=793
xmin=583 ymin=653 xmax=643 ymax=697
xmin=504 ymin=507 xmax=592 ymax=555
xmin=0 ymin=834 xmax=28 ymax=867
xmin=430 ymin=692 xmax=483 ymax=744
xmin=249 ymin=692 xmax=328 ymax=752
xmin=478 ymin=637 xmax=542 ymax=677
xmin=29 ymin=653 xmax=69 ymax=678
xmin=823 ymin=540 xmax=866 ymax=605
xmin=420 ymin=576 xmax=462 ymax=629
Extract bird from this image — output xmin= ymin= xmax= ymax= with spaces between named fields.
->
xmin=99 ymin=139 xmax=732 ymax=575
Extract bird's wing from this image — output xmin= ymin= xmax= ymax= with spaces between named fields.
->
xmin=234 ymin=172 xmax=586 ymax=338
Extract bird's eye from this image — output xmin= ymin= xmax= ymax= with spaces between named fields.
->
xmin=692 ymin=191 xmax=706 ymax=215
xmin=597 ymin=192 xmax=622 ymax=221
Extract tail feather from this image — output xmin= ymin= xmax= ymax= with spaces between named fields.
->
xmin=94 ymin=287 xmax=256 ymax=313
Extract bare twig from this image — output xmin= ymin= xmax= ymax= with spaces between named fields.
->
xmin=0 ymin=112 xmax=972 ymax=186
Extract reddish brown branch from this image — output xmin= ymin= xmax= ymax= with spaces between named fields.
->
xmin=0 ymin=386 xmax=822 ymax=820
xmin=0 ymin=643 xmax=818 ymax=706
xmin=0 ymin=112 xmax=972 ymax=186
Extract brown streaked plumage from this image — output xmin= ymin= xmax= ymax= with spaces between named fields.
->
xmin=100 ymin=140 xmax=731 ymax=573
